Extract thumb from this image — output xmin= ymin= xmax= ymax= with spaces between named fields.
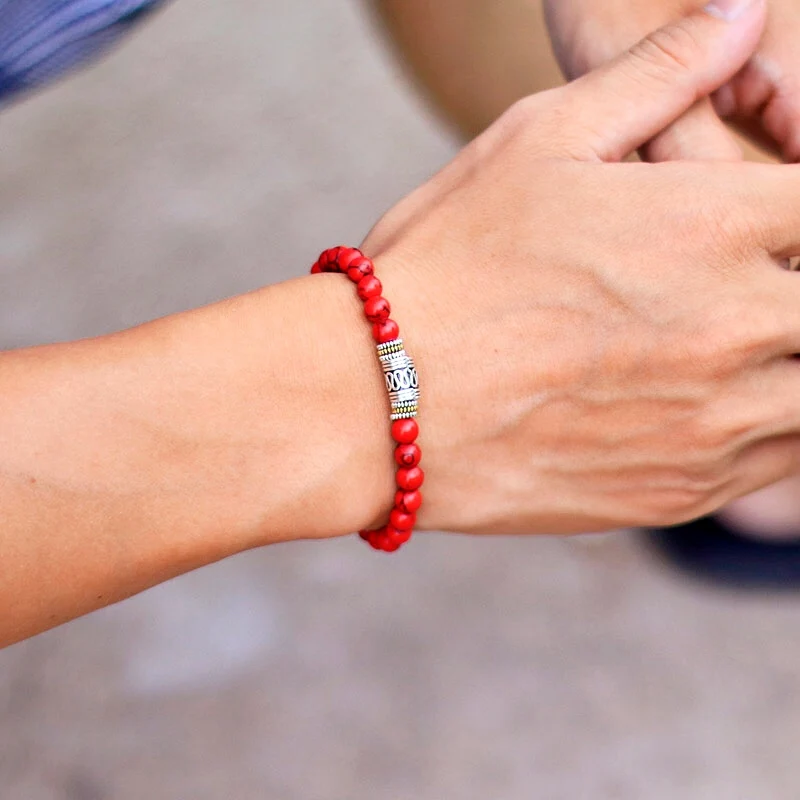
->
xmin=562 ymin=0 xmax=765 ymax=162
xmin=642 ymin=98 xmax=743 ymax=162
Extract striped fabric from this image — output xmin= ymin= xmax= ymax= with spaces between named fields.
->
xmin=0 ymin=0 xmax=164 ymax=103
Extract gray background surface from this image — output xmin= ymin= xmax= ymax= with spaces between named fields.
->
xmin=2 ymin=2 xmax=800 ymax=798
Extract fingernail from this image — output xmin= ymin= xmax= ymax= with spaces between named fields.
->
xmin=704 ymin=0 xmax=755 ymax=21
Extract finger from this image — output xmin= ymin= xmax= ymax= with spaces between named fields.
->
xmin=724 ymin=268 xmax=800 ymax=360
xmin=740 ymin=361 xmax=800 ymax=435
xmin=562 ymin=0 xmax=766 ymax=162
xmin=710 ymin=58 xmax=787 ymax=160
xmin=735 ymin=163 xmax=800 ymax=255
xmin=730 ymin=434 xmax=800 ymax=504
xmin=748 ymin=60 xmax=800 ymax=163
xmin=768 ymin=272 xmax=800 ymax=346
xmin=717 ymin=280 xmax=800 ymax=361
xmin=707 ymin=365 xmax=800 ymax=505
xmin=642 ymin=97 xmax=743 ymax=162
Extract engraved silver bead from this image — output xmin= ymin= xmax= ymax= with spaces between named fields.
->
xmin=377 ymin=337 xmax=419 ymax=419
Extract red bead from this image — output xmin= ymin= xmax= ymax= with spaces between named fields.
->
xmin=397 ymin=466 xmax=424 ymax=491
xmin=336 ymin=248 xmax=362 ymax=271
xmin=310 ymin=262 xmax=322 ymax=274
xmin=394 ymin=489 xmax=423 ymax=513
xmin=395 ymin=443 xmax=421 ymax=468
xmin=363 ymin=296 xmax=390 ymax=324
xmin=356 ymin=275 xmax=382 ymax=301
xmin=391 ymin=418 xmax=419 ymax=444
xmin=396 ymin=528 xmax=412 ymax=545
xmin=386 ymin=526 xmax=412 ymax=547
xmin=318 ymin=247 xmax=339 ymax=271
xmin=372 ymin=319 xmax=400 ymax=343
xmin=346 ymin=257 xmax=374 ymax=283
xmin=374 ymin=529 xmax=391 ymax=551
xmin=361 ymin=526 xmax=380 ymax=549
xmin=389 ymin=508 xmax=416 ymax=530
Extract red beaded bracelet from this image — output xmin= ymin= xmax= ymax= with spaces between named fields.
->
xmin=310 ymin=246 xmax=422 ymax=552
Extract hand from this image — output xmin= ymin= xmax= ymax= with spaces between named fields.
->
xmin=363 ymin=4 xmax=800 ymax=536
xmin=544 ymin=0 xmax=800 ymax=162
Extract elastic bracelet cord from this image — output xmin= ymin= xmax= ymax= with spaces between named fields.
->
xmin=310 ymin=246 xmax=422 ymax=552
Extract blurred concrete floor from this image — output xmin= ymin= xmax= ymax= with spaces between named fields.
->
xmin=2 ymin=1 xmax=800 ymax=798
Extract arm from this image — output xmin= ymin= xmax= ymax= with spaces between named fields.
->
xmin=0 ymin=275 xmax=394 ymax=646
xmin=6 ymin=4 xmax=800 ymax=649
xmin=371 ymin=0 xmax=563 ymax=138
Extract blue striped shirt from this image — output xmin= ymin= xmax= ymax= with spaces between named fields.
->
xmin=0 ymin=0 xmax=163 ymax=103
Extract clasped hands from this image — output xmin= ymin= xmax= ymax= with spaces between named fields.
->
xmin=357 ymin=0 xmax=800 ymax=537
xmin=546 ymin=0 xmax=800 ymax=162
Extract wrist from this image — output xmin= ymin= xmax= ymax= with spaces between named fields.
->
xmin=167 ymin=274 xmax=398 ymax=548
xmin=369 ymin=247 xmax=452 ymax=534
xmin=309 ymin=246 xmax=430 ymax=550
xmin=94 ymin=275 xmax=397 ymax=555
xmin=287 ymin=274 xmax=399 ymax=540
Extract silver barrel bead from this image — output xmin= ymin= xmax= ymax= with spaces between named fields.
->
xmin=377 ymin=338 xmax=419 ymax=420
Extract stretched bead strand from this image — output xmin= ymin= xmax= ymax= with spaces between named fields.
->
xmin=311 ymin=246 xmax=423 ymax=551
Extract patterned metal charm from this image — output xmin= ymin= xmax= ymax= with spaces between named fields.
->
xmin=377 ymin=338 xmax=420 ymax=420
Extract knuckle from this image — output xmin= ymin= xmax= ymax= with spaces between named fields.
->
xmin=636 ymin=487 xmax=709 ymax=528
xmin=692 ymin=296 xmax=787 ymax=369
xmin=654 ymin=179 xmax=752 ymax=274
xmin=629 ymin=20 xmax=703 ymax=83
xmin=499 ymin=91 xmax=590 ymax=158
xmin=653 ymin=495 xmax=715 ymax=527
xmin=649 ymin=467 xmax=728 ymax=526
xmin=633 ymin=435 xmax=734 ymax=527
xmin=683 ymin=323 xmax=741 ymax=378
xmin=686 ymin=417 xmax=737 ymax=457
xmin=683 ymin=300 xmax=776 ymax=374
xmin=677 ymin=186 xmax=751 ymax=266
xmin=500 ymin=94 xmax=550 ymax=133
xmin=733 ymin=305 xmax=791 ymax=357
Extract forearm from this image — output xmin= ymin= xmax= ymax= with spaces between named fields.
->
xmin=0 ymin=274 xmax=394 ymax=646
